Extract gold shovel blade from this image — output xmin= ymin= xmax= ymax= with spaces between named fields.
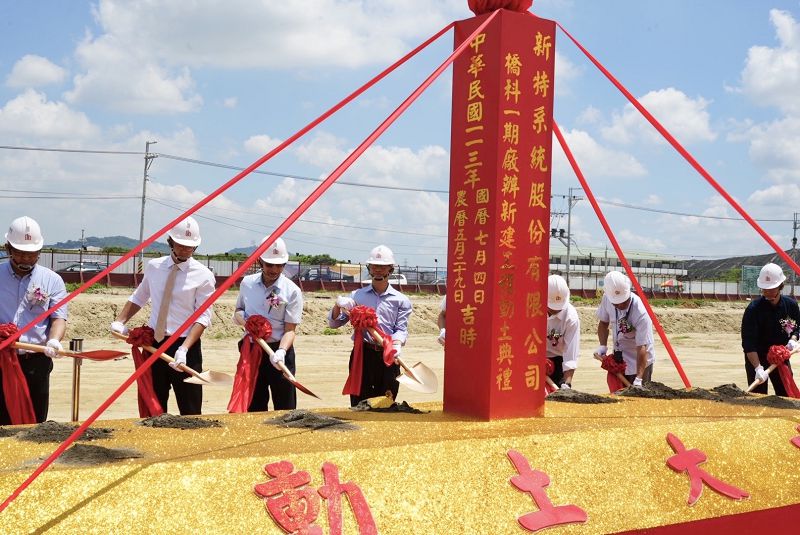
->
xmin=396 ymin=362 xmax=438 ymax=394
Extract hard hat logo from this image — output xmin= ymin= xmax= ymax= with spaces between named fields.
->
xmin=24 ymin=233 xmax=32 ymax=241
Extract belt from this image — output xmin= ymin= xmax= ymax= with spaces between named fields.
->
xmin=363 ymin=341 xmax=383 ymax=351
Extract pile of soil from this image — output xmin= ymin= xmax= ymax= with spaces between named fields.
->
xmin=138 ymin=414 xmax=222 ymax=429
xmin=546 ymin=389 xmax=618 ymax=404
xmin=0 ymin=427 xmax=19 ymax=438
xmin=266 ymin=410 xmax=358 ymax=431
xmin=616 ymin=382 xmax=800 ymax=409
xmin=15 ymin=421 xmax=114 ymax=443
xmin=351 ymin=400 xmax=428 ymax=413
xmin=56 ymin=444 xmax=142 ymax=466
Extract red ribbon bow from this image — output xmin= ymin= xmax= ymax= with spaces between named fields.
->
xmin=342 ymin=305 xmax=396 ymax=396
xmin=767 ymin=344 xmax=799 ymax=398
xmin=601 ymin=354 xmax=628 ymax=393
xmin=125 ymin=326 xmax=163 ymax=417
xmin=0 ymin=323 xmax=36 ymax=424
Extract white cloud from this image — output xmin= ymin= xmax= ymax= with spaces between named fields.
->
xmin=748 ymin=183 xmax=800 ymax=208
xmin=739 ymin=9 xmax=800 ymax=114
xmin=5 ymin=55 xmax=67 ymax=88
xmin=743 ymin=115 xmax=800 ymax=183
xmin=244 ymin=135 xmax=283 ymax=155
xmin=601 ymin=88 xmax=716 ymax=145
xmin=554 ymin=51 xmax=582 ymax=96
xmin=223 ymin=97 xmax=237 ymax=109
xmin=0 ymin=90 xmax=98 ymax=140
xmin=65 ymin=30 xmax=202 ymax=113
xmin=88 ymin=0 xmax=459 ymax=70
xmin=552 ymin=128 xmax=647 ymax=179
xmin=643 ymin=194 xmax=661 ymax=206
xmin=576 ymin=105 xmax=602 ymax=125
xmin=616 ymin=229 xmax=665 ymax=251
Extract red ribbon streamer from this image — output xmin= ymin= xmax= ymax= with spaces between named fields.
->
xmin=0 ymin=324 xmax=36 ymax=425
xmin=125 ymin=326 xmax=163 ymax=417
xmin=228 ymin=316 xmax=273 ymax=412
xmin=343 ymin=306 xmax=396 ymax=396
xmin=767 ymin=345 xmax=800 ymax=398
xmin=544 ymin=359 xmax=557 ymax=395
xmin=601 ymin=355 xmax=627 ymax=393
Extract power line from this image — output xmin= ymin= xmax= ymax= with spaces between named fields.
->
xmin=598 ymin=199 xmax=792 ymax=222
xmin=0 ymin=145 xmax=141 ymax=156
xmin=158 ymin=153 xmax=449 ymax=194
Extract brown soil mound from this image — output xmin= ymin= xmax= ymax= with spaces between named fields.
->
xmin=138 ymin=414 xmax=222 ymax=429
xmin=0 ymin=427 xmax=19 ymax=438
xmin=266 ymin=409 xmax=358 ymax=431
xmin=56 ymin=444 xmax=142 ymax=465
xmin=15 ymin=421 xmax=114 ymax=443
xmin=546 ymin=389 xmax=619 ymax=404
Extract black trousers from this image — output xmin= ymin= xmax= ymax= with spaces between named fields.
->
xmin=547 ymin=356 xmax=564 ymax=386
xmin=348 ymin=345 xmax=400 ymax=407
xmin=151 ymin=337 xmax=203 ymax=415
xmin=745 ymin=356 xmax=792 ymax=396
xmin=246 ymin=340 xmax=297 ymax=412
xmin=0 ymin=352 xmax=52 ymax=425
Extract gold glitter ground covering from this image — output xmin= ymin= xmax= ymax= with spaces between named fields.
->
xmin=1 ymin=398 xmax=799 ymax=534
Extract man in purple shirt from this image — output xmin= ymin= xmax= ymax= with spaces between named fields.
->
xmin=329 ymin=245 xmax=412 ymax=406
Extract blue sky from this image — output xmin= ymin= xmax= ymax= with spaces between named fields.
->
xmin=1 ymin=0 xmax=799 ymax=267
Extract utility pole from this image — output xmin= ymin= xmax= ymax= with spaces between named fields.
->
xmin=139 ymin=141 xmax=157 ymax=272
xmin=792 ymin=212 xmax=799 ymax=297
xmin=564 ymin=187 xmax=582 ymax=284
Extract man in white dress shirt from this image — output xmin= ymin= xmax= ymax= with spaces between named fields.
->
xmin=546 ymin=275 xmax=580 ymax=389
xmin=111 ymin=216 xmax=215 ymax=415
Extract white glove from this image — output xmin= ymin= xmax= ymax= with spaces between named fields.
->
xmin=110 ymin=321 xmax=129 ymax=336
xmin=233 ymin=310 xmax=246 ymax=326
xmin=270 ymin=348 xmax=286 ymax=369
xmin=787 ymin=338 xmax=799 ymax=352
xmin=559 ymin=383 xmax=571 ymax=390
xmin=170 ymin=346 xmax=188 ymax=369
xmin=632 ymin=377 xmax=643 ymax=388
xmin=335 ymin=296 xmax=355 ymax=311
xmin=437 ymin=328 xmax=446 ymax=346
xmin=594 ymin=345 xmax=607 ymax=357
xmin=392 ymin=341 xmax=403 ymax=360
xmin=754 ymin=365 xmax=769 ymax=384
xmin=44 ymin=339 xmax=64 ymax=358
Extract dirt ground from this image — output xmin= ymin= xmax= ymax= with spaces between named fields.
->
xmin=44 ymin=290 xmax=751 ymax=421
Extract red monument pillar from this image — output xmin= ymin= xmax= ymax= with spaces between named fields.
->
xmin=444 ymin=7 xmax=556 ymax=420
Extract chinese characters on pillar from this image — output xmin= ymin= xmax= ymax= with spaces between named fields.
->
xmin=254 ymin=459 xmax=377 ymax=535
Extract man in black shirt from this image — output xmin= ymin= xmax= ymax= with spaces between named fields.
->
xmin=741 ymin=263 xmax=800 ymax=395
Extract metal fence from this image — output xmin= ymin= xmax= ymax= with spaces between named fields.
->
xmin=27 ymin=249 xmax=799 ymax=298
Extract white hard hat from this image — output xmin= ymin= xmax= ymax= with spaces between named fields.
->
xmin=260 ymin=237 xmax=289 ymax=264
xmin=547 ymin=275 xmax=570 ymax=311
xmin=604 ymin=271 xmax=631 ymax=305
xmin=367 ymin=245 xmax=395 ymax=265
xmin=757 ymin=263 xmax=785 ymax=290
xmin=5 ymin=216 xmax=43 ymax=252
xmin=167 ymin=216 xmax=201 ymax=247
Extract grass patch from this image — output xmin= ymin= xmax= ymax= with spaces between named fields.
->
xmin=65 ymin=283 xmax=110 ymax=294
xmin=322 ymin=327 xmax=340 ymax=336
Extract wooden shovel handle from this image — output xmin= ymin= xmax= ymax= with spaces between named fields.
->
xmin=592 ymin=353 xmax=632 ymax=388
xmin=14 ymin=341 xmax=75 ymax=358
xmin=745 ymin=346 xmax=800 ymax=392
xmin=111 ymin=331 xmax=204 ymax=381
xmin=252 ymin=336 xmax=295 ymax=381
xmin=365 ymin=327 xmax=419 ymax=379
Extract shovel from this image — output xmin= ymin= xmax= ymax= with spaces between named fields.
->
xmin=112 ymin=331 xmax=233 ymax=386
xmin=366 ymin=327 xmax=438 ymax=394
xmin=13 ymin=341 xmax=127 ymax=361
xmin=251 ymin=336 xmax=321 ymax=400
xmin=746 ymin=346 xmax=800 ymax=392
